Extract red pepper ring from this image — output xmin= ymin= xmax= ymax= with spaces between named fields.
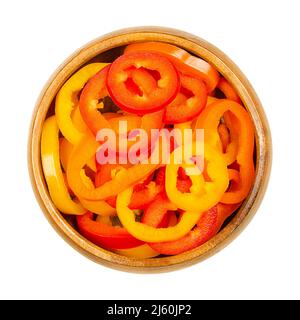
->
xmin=79 ymin=65 xmax=113 ymax=135
xmin=76 ymin=212 xmax=143 ymax=250
xmin=164 ymin=73 xmax=208 ymax=124
xmin=125 ymin=41 xmax=220 ymax=92
xmin=79 ymin=64 xmax=164 ymax=156
xmin=107 ymin=51 xmax=180 ymax=114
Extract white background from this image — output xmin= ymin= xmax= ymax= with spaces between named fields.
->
xmin=0 ymin=0 xmax=299 ymax=300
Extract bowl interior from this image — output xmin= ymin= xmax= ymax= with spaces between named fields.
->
xmin=29 ymin=28 xmax=271 ymax=272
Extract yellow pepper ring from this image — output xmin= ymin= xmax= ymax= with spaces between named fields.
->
xmin=165 ymin=141 xmax=229 ymax=212
xmin=55 ymin=63 xmax=108 ymax=146
xmin=116 ymin=187 xmax=201 ymax=243
xmin=195 ymin=99 xmax=239 ymax=165
xmin=41 ymin=116 xmax=85 ymax=215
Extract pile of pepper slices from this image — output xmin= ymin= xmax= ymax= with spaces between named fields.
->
xmin=41 ymin=42 xmax=255 ymax=258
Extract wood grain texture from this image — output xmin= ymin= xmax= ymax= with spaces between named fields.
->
xmin=28 ymin=27 xmax=272 ymax=272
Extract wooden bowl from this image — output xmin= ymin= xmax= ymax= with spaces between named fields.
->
xmin=28 ymin=27 xmax=272 ymax=272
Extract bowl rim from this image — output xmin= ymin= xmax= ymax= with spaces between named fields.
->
xmin=28 ymin=26 xmax=272 ymax=273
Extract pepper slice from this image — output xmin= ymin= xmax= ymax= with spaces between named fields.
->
xmin=125 ymin=41 xmax=219 ymax=92
xmin=195 ymin=99 xmax=255 ymax=203
xmin=95 ymin=164 xmax=160 ymax=209
xmin=59 ymin=137 xmax=117 ymax=216
xmin=79 ymin=65 xmax=164 ymax=155
xmin=76 ymin=212 xmax=143 ymax=249
xmin=79 ymin=66 xmax=113 ymax=135
xmin=55 ymin=63 xmax=108 ymax=145
xmin=41 ymin=116 xmax=84 ymax=215
xmin=165 ymin=142 xmax=229 ymax=212
xmin=164 ymin=73 xmax=207 ymax=124
xmin=148 ymin=206 xmax=218 ymax=255
xmin=217 ymin=78 xmax=242 ymax=103
xmin=107 ymin=51 xmax=179 ymax=114
xmin=116 ymin=186 xmax=203 ymax=243
xmin=66 ymin=134 xmax=160 ymax=201
xmin=195 ymin=99 xmax=239 ymax=165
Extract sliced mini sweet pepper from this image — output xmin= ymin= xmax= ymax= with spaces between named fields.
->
xmin=164 ymin=73 xmax=207 ymax=124
xmin=59 ymin=137 xmax=116 ymax=216
xmin=165 ymin=142 xmax=229 ymax=212
xmin=116 ymin=186 xmax=203 ymax=242
xmin=55 ymin=63 xmax=108 ymax=145
xmin=148 ymin=205 xmax=218 ymax=255
xmin=146 ymin=200 xmax=239 ymax=255
xmin=107 ymin=51 xmax=179 ymax=114
xmin=79 ymin=65 xmax=164 ymax=155
xmin=125 ymin=41 xmax=220 ymax=92
xmin=95 ymin=164 xmax=161 ymax=209
xmin=196 ymin=99 xmax=255 ymax=203
xmin=217 ymin=78 xmax=242 ymax=103
xmin=195 ymin=99 xmax=239 ymax=165
xmin=59 ymin=138 xmax=117 ymax=216
xmin=66 ymin=134 xmax=160 ymax=201
xmin=76 ymin=212 xmax=143 ymax=249
xmin=143 ymin=195 xmax=239 ymax=255
xmin=79 ymin=65 xmax=113 ymax=135
xmin=41 ymin=116 xmax=85 ymax=215
xmin=114 ymin=210 xmax=172 ymax=258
